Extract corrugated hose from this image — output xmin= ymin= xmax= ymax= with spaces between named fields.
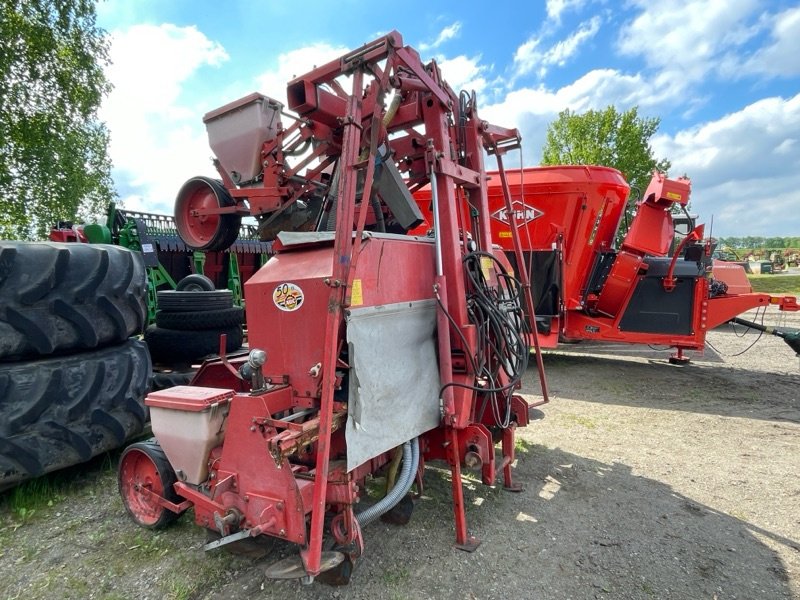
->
xmin=356 ymin=437 xmax=419 ymax=527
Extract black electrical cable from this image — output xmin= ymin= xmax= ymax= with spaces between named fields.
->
xmin=440 ymin=251 xmax=530 ymax=428
xmin=705 ymin=308 xmax=766 ymax=357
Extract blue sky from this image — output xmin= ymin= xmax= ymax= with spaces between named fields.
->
xmin=96 ymin=0 xmax=800 ymax=237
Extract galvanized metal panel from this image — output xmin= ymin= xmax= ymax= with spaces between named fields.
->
xmin=345 ymin=299 xmax=440 ymax=471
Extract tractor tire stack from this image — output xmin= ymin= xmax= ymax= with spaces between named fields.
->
xmin=0 ymin=242 xmax=151 ymax=488
xmin=145 ymin=285 xmax=244 ymax=366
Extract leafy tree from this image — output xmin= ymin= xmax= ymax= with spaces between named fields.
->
xmin=0 ymin=0 xmax=114 ymax=240
xmin=541 ymin=106 xmax=671 ymax=240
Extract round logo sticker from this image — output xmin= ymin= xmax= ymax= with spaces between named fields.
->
xmin=273 ymin=282 xmax=304 ymax=312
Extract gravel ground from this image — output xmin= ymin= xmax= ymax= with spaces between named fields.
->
xmin=1 ymin=307 xmax=798 ymax=600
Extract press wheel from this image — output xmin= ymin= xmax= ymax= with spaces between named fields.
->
xmin=175 ymin=176 xmax=241 ymax=251
xmin=118 ymin=439 xmax=182 ymax=529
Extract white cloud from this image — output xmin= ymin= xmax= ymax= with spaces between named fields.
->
xmin=740 ymin=6 xmax=800 ymax=78
xmin=419 ymin=22 xmax=462 ymax=52
xmin=651 ymin=93 xmax=800 ymax=235
xmin=514 ymin=16 xmax=602 ymax=78
xmin=100 ymin=24 xmax=229 ymax=214
xmin=546 ymin=0 xmax=585 ymax=23
xmin=617 ymin=0 xmax=761 ymax=90
xmin=438 ymin=54 xmax=488 ymax=95
xmin=254 ymin=43 xmax=351 ymax=107
xmin=482 ymin=68 xmax=653 ymax=164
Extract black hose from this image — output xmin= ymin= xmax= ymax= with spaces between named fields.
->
xmin=454 ymin=251 xmax=529 ymax=428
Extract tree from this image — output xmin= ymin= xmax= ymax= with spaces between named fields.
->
xmin=541 ymin=106 xmax=671 ymax=239
xmin=0 ymin=0 xmax=114 ymax=240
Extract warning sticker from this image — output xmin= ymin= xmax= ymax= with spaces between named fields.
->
xmin=350 ymin=278 xmax=363 ymax=306
xmin=480 ymin=256 xmax=493 ymax=281
xmin=273 ymin=283 xmax=304 ymax=312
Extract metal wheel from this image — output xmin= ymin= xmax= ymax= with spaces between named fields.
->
xmin=174 ymin=176 xmax=241 ymax=251
xmin=118 ymin=440 xmax=182 ymax=529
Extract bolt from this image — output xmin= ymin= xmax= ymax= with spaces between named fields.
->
xmin=250 ymin=425 xmax=256 ymax=432
xmin=280 ymin=529 xmax=286 ymax=536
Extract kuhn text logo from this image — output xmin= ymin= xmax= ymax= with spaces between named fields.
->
xmin=491 ymin=201 xmax=543 ymax=226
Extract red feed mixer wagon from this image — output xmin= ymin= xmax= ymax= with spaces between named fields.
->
xmin=412 ymin=166 xmax=800 ymax=362
xmin=117 ymin=31 xmax=549 ymax=584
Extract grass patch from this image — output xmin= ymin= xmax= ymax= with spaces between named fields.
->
xmin=0 ymin=452 xmax=116 ymax=525
xmin=381 ymin=565 xmax=410 ymax=586
xmin=557 ymin=413 xmax=598 ymax=429
xmin=747 ymin=274 xmax=800 ymax=295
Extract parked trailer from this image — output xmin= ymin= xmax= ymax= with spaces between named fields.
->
xmin=412 ymin=167 xmax=799 ymax=362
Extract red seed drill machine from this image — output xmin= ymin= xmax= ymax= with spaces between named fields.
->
xmin=118 ymin=31 xmax=549 ymax=583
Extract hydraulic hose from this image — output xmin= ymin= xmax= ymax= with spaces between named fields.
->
xmin=356 ymin=437 xmax=419 ymax=527
xmin=324 ymin=167 xmax=340 ymax=231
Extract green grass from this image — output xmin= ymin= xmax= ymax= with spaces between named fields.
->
xmin=747 ymin=274 xmax=800 ymax=295
xmin=0 ymin=452 xmax=116 ymax=524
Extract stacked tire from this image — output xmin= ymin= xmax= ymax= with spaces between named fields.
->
xmin=0 ymin=242 xmax=151 ymax=488
xmin=145 ymin=277 xmax=244 ymax=366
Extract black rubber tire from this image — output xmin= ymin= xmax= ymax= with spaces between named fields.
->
xmin=155 ymin=307 xmax=244 ymax=331
xmin=156 ymin=290 xmax=233 ymax=312
xmin=0 ymin=338 xmax=152 ymax=488
xmin=149 ymin=369 xmax=196 ymax=391
xmin=144 ymin=325 xmax=243 ymax=364
xmin=175 ymin=274 xmax=215 ymax=292
xmin=0 ymin=242 xmax=147 ymax=360
xmin=118 ymin=439 xmax=182 ymax=529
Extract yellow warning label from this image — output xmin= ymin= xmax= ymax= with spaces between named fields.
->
xmin=351 ymin=278 xmax=363 ymax=306
xmin=498 ymin=231 xmax=512 ymax=238
xmin=480 ymin=257 xmax=493 ymax=281
xmin=666 ymin=191 xmax=682 ymax=201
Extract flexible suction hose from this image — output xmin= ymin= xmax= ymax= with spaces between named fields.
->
xmin=356 ymin=437 xmax=419 ymax=527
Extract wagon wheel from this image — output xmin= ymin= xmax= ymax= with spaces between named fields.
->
xmin=175 ymin=176 xmax=241 ymax=252
xmin=118 ymin=440 xmax=183 ymax=529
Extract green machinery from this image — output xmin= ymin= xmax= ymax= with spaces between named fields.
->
xmin=83 ymin=203 xmax=271 ymax=324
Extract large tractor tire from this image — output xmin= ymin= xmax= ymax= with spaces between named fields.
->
xmin=0 ymin=339 xmax=152 ymax=488
xmin=0 ymin=242 xmax=147 ymax=360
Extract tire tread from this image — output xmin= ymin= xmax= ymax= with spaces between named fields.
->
xmin=0 ymin=242 xmax=147 ymax=360
xmin=0 ymin=339 xmax=152 ymax=488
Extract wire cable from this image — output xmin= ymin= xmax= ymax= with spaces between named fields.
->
xmin=439 ymin=251 xmax=530 ymax=428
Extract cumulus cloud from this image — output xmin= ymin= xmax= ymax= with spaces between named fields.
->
xmin=482 ymin=68 xmax=654 ymax=164
xmin=513 ymin=16 xmax=601 ymax=79
xmin=546 ymin=0 xmax=586 ymax=23
xmin=419 ymin=22 xmax=462 ymax=52
xmin=438 ymin=54 xmax=489 ymax=95
xmin=100 ymin=24 xmax=229 ymax=214
xmin=254 ymin=43 xmax=351 ymax=106
xmin=740 ymin=6 xmax=800 ymax=78
xmin=651 ymin=93 xmax=800 ymax=235
xmin=617 ymin=0 xmax=763 ymax=97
